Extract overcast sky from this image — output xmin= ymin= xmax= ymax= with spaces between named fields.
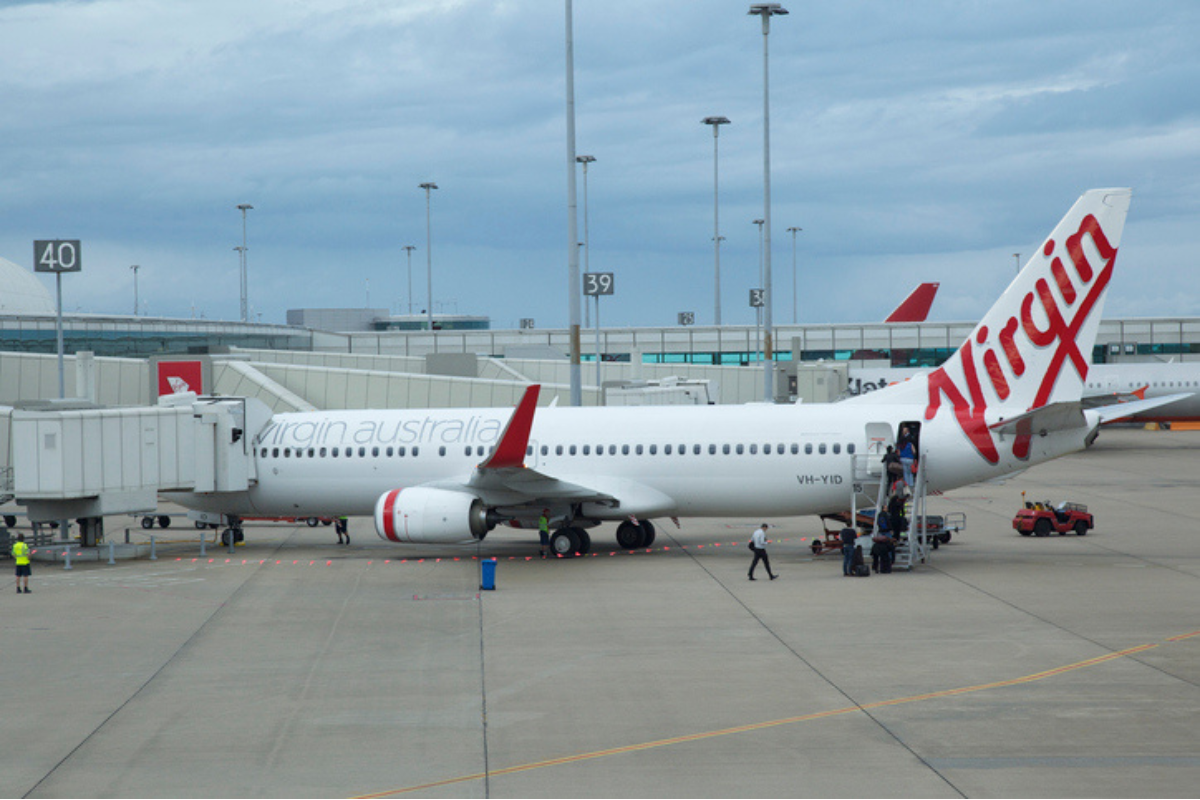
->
xmin=1 ymin=0 xmax=1197 ymax=329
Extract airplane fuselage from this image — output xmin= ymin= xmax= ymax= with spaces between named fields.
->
xmin=170 ymin=399 xmax=1091 ymax=521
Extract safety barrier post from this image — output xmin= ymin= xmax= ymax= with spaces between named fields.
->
xmin=150 ymin=535 xmax=157 ymax=561
xmin=108 ymin=540 xmax=116 ymax=566
xmin=199 ymin=532 xmax=206 ymax=557
xmin=63 ymin=545 xmax=72 ymax=571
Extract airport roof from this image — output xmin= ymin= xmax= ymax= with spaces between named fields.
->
xmin=0 ymin=257 xmax=55 ymax=315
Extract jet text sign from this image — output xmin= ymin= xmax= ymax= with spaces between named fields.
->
xmin=34 ymin=240 xmax=82 ymax=273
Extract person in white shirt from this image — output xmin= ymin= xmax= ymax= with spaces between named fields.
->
xmin=748 ymin=523 xmax=778 ymax=581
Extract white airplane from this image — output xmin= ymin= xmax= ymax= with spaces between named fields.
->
xmin=169 ymin=188 xmax=1148 ymax=556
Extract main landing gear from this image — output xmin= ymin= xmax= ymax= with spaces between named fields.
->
xmin=545 ymin=518 xmax=656 ymax=559
xmin=616 ymin=519 xmax=656 ymax=550
xmin=549 ymin=527 xmax=592 ymax=557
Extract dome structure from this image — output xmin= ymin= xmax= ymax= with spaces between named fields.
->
xmin=0 ymin=256 xmax=56 ymax=315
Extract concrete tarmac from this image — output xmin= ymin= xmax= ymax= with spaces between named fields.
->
xmin=2 ymin=428 xmax=1198 ymax=798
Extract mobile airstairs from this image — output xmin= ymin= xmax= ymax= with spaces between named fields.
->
xmin=849 ymin=436 xmax=964 ymax=570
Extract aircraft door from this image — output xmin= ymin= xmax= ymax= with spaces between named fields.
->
xmin=863 ymin=422 xmax=894 ymax=476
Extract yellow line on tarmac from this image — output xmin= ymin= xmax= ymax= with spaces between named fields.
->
xmin=353 ymin=633 xmax=1195 ymax=798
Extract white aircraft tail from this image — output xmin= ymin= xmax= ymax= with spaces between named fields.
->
xmin=864 ymin=188 xmax=1132 ymax=463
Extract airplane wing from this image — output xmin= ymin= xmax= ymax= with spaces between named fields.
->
xmin=1087 ymin=393 xmax=1194 ymax=424
xmin=455 ymin=383 xmax=618 ymax=507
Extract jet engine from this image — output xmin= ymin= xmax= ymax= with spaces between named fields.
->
xmin=374 ymin=487 xmax=491 ymax=544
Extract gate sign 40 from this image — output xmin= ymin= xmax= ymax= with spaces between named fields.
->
xmin=34 ymin=240 xmax=83 ymax=273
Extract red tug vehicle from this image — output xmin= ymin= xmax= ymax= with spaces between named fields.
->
xmin=1013 ymin=497 xmax=1093 ymax=537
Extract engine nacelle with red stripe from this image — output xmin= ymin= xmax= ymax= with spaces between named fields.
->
xmin=374 ymin=487 xmax=490 ymax=544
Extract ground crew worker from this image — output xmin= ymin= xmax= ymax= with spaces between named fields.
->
xmin=538 ymin=509 xmax=550 ymax=558
xmin=335 ymin=516 xmax=350 ymax=545
xmin=12 ymin=532 xmax=31 ymax=593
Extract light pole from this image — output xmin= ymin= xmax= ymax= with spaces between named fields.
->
xmin=403 ymin=245 xmax=417 ymax=315
xmin=702 ymin=116 xmax=730 ymax=325
xmin=787 ymin=226 xmax=801 ymax=324
xmin=577 ymin=154 xmax=596 ymax=328
xmin=753 ymin=218 xmax=764 ymax=365
xmin=236 ymin=203 xmax=253 ymax=323
xmin=419 ymin=182 xmax=438 ymax=331
xmin=130 ymin=264 xmax=140 ymax=316
xmin=1013 ymin=252 xmax=1021 ymax=276
xmin=749 ymin=3 xmax=787 ymax=402
xmin=565 ymin=0 xmax=583 ymax=406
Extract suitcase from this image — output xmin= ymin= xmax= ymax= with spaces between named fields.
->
xmin=854 ymin=564 xmax=871 ymax=577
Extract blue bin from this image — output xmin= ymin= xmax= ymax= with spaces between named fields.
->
xmin=480 ymin=558 xmax=497 ymax=590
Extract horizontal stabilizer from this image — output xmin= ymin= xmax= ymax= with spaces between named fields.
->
xmin=989 ymin=401 xmax=1088 ymax=438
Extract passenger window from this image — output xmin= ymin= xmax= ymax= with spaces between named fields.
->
xmin=412 ymin=446 xmax=420 ymax=457
xmin=723 ymin=444 xmax=731 ymax=455
xmin=541 ymin=445 xmax=549 ymax=456
xmin=819 ymin=443 xmax=827 ymax=454
xmin=805 ymin=444 xmax=813 ymax=455
xmin=694 ymin=444 xmax=702 ymax=455
xmin=386 ymin=447 xmax=393 ymax=457
xmin=622 ymin=444 xmax=630 ymax=455
xmin=283 ymin=448 xmax=291 ymax=457
xmin=583 ymin=445 xmax=591 ymax=455
xmin=526 ymin=445 xmax=533 ymax=456
xmin=464 ymin=446 xmax=473 ymax=456
xmin=790 ymin=443 xmax=798 ymax=455
xmin=372 ymin=447 xmax=380 ymax=457
xmin=762 ymin=444 xmax=770 ymax=455
xmin=848 ymin=443 xmax=856 ymax=454
xmin=569 ymin=445 xmax=577 ymax=456
xmin=708 ymin=444 xmax=716 ymax=455
xmin=832 ymin=443 xmax=840 ymax=454
xmin=736 ymin=444 xmax=744 ymax=455
xmin=439 ymin=446 xmax=446 ymax=456
xmin=649 ymin=444 xmax=657 ymax=455
xmin=664 ymin=444 xmax=672 ymax=455
xmin=636 ymin=444 xmax=644 ymax=455
xmin=750 ymin=444 xmax=758 ymax=455
xmin=319 ymin=447 xmax=327 ymax=457
xmin=609 ymin=445 xmax=617 ymax=455
xmin=397 ymin=446 xmax=406 ymax=457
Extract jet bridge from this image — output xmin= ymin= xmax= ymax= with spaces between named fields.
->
xmin=2 ymin=394 xmax=269 ymax=544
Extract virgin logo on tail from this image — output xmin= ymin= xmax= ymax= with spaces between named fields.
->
xmin=925 ymin=209 xmax=1120 ymax=464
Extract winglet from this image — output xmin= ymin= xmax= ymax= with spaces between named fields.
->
xmin=885 ymin=282 xmax=940 ymax=323
xmin=479 ymin=384 xmax=540 ymax=469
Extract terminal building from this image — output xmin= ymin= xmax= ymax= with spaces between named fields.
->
xmin=0 ymin=254 xmax=1197 ymax=411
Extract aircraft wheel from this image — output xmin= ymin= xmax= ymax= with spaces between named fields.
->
xmin=1034 ymin=519 xmax=1052 ymax=537
xmin=616 ymin=521 xmax=642 ymax=550
xmin=159 ymin=515 xmax=171 ymax=528
xmin=573 ymin=527 xmax=591 ymax=555
xmin=4 ymin=515 xmax=16 ymax=527
xmin=221 ymin=529 xmax=234 ymax=546
xmin=141 ymin=516 xmax=155 ymax=529
xmin=550 ymin=529 xmax=580 ymax=558
xmin=306 ymin=517 xmax=320 ymax=527
xmin=1074 ymin=521 xmax=1088 ymax=536
xmin=640 ymin=520 xmax=656 ymax=547
xmin=811 ymin=540 xmax=822 ymax=554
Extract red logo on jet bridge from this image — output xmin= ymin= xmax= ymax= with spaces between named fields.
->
xmin=925 ymin=213 xmax=1118 ymax=464
xmin=157 ymin=360 xmax=203 ymax=396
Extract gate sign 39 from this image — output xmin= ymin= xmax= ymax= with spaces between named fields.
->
xmin=33 ymin=240 xmax=83 ymax=273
